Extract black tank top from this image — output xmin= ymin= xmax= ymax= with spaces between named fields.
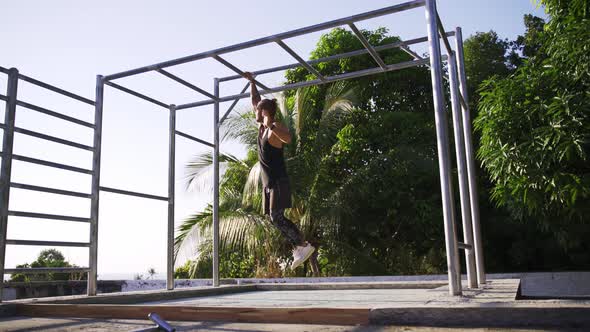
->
xmin=257 ymin=125 xmax=288 ymax=187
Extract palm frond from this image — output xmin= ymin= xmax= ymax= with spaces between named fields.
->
xmin=293 ymin=87 xmax=316 ymax=138
xmin=221 ymin=108 xmax=259 ymax=149
xmin=242 ymin=162 xmax=262 ymax=207
xmin=314 ymin=83 xmax=356 ymax=153
xmin=185 ymin=151 xmax=247 ymax=193
xmin=174 ymin=207 xmax=212 ymax=266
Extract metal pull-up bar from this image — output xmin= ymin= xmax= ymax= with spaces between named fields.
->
xmin=103 ymin=0 xmax=426 ymax=81
xmin=88 ymin=0 xmax=485 ymax=297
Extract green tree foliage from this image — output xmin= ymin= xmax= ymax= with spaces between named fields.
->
xmin=283 ymin=27 xmax=447 ymax=275
xmin=475 ymin=0 xmax=590 ymax=266
xmin=174 ymin=8 xmax=590 ymax=278
xmin=462 ymin=31 xmax=515 ymax=111
xmin=286 ymin=27 xmax=433 ymax=114
xmin=10 ymin=249 xmax=86 ymax=282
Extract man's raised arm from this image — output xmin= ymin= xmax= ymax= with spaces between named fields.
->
xmin=243 ymin=72 xmax=262 ymax=123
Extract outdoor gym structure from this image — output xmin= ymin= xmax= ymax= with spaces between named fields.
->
xmin=0 ymin=0 xmax=485 ymax=299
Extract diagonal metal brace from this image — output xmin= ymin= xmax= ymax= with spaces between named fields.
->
xmin=157 ymin=69 xmax=217 ymax=100
xmin=275 ymin=39 xmax=326 ymax=81
xmin=213 ymin=55 xmax=271 ymax=91
xmin=348 ymin=23 xmax=388 ymax=70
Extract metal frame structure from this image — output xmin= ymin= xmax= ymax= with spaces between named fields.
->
xmin=0 ymin=0 xmax=485 ymax=299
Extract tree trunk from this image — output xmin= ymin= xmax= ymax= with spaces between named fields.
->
xmin=308 ymin=243 xmax=320 ymax=277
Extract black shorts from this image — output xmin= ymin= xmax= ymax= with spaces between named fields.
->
xmin=263 ymin=177 xmax=292 ymax=215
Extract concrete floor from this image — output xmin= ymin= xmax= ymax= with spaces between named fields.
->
xmin=140 ymin=279 xmax=520 ymax=308
xmin=4 ymin=279 xmax=590 ymax=329
xmin=0 ymin=317 xmax=585 ymax=332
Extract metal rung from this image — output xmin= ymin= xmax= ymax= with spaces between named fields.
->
xmin=99 ymin=186 xmax=168 ymax=201
xmin=105 ymin=81 xmax=169 ymax=109
xmin=8 ymin=211 xmax=91 ymax=223
xmin=212 ymin=55 xmax=272 ymax=91
xmin=6 ymin=239 xmax=91 ymax=247
xmin=458 ymin=242 xmax=473 ymax=250
xmin=157 ymin=69 xmax=217 ymax=100
xmin=275 ymin=40 xmax=326 ymax=81
xmin=12 ymin=154 xmax=93 ymax=175
xmin=348 ymin=23 xmax=388 ymax=70
xmin=175 ymin=130 xmax=215 ymax=148
xmin=18 ymin=73 xmax=95 ymax=106
xmin=0 ymin=94 xmax=7 ymax=101
xmin=16 ymin=100 xmax=95 ymax=129
xmin=177 ymin=57 xmax=435 ymax=110
xmin=218 ymin=33 xmax=455 ymax=83
xmin=10 ymin=182 xmax=92 ymax=199
xmin=5 ymin=267 xmax=90 ymax=274
xmin=14 ymin=126 xmax=94 ymax=151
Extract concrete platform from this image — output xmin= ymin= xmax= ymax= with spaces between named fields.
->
xmin=5 ymin=279 xmax=590 ymax=328
xmin=4 ymin=316 xmax=589 ymax=332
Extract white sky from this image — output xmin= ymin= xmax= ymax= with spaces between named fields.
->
xmin=0 ymin=0 xmax=545 ymax=279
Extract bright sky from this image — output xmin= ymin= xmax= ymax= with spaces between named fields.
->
xmin=0 ymin=0 xmax=545 ymax=280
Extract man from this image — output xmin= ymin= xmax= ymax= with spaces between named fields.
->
xmin=243 ymin=72 xmax=315 ymax=269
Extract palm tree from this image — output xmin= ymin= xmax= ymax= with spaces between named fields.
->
xmin=147 ymin=267 xmax=157 ymax=280
xmin=174 ymin=82 xmax=356 ymax=277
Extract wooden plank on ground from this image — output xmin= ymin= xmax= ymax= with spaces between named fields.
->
xmin=16 ymin=304 xmax=370 ymax=325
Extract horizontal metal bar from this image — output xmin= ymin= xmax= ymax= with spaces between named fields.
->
xmin=275 ymin=40 xmax=326 ymax=81
xmin=213 ymin=55 xmax=271 ymax=91
xmin=104 ymin=81 xmax=169 ymax=109
xmin=10 ymin=182 xmax=92 ymax=199
xmin=5 ymin=267 xmax=90 ymax=274
xmin=6 ymin=239 xmax=91 ymax=247
xmin=219 ymin=83 xmax=249 ymax=124
xmin=458 ymin=242 xmax=473 ymax=250
xmin=8 ymin=211 xmax=91 ymax=223
xmin=18 ymin=73 xmax=95 ymax=106
xmin=14 ymin=126 xmax=94 ymax=151
xmin=175 ymin=130 xmax=215 ymax=148
xmin=178 ymin=57 xmax=435 ymax=110
xmin=16 ymin=100 xmax=95 ymax=129
xmin=156 ymin=69 xmax=217 ymax=100
xmin=218 ymin=32 xmax=454 ymax=82
xmin=12 ymin=154 xmax=93 ymax=175
xmin=99 ymin=186 xmax=168 ymax=201
xmin=0 ymin=66 xmax=8 ymax=74
xmin=0 ymin=94 xmax=7 ymax=101
xmin=104 ymin=0 xmax=426 ymax=81
xmin=348 ymin=23 xmax=388 ymax=70
xmin=437 ymin=14 xmax=453 ymax=54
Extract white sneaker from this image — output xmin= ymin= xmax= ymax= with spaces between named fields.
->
xmin=291 ymin=242 xmax=315 ymax=270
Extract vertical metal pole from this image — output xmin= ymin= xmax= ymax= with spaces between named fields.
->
xmin=455 ymin=27 xmax=486 ymax=285
xmin=0 ymin=68 xmax=19 ymax=302
xmin=167 ymin=105 xmax=176 ymax=290
xmin=448 ymin=52 xmax=477 ymax=289
xmin=88 ymin=75 xmax=104 ymax=296
xmin=424 ymin=0 xmax=461 ymax=296
xmin=212 ymin=78 xmax=220 ymax=287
